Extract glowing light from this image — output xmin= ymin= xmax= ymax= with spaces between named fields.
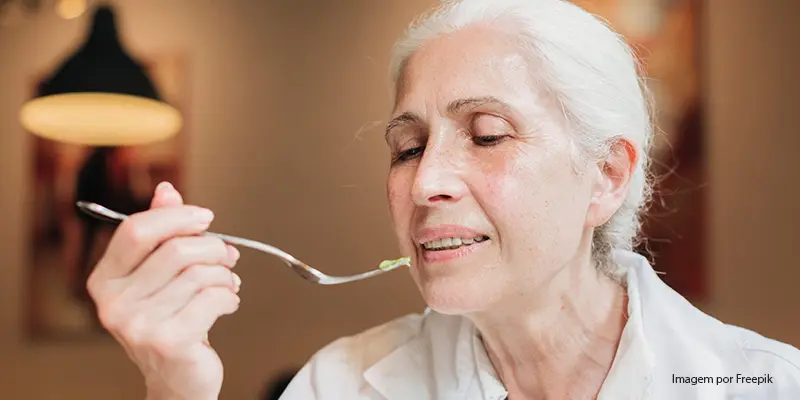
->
xmin=20 ymin=93 xmax=183 ymax=146
xmin=57 ymin=0 xmax=87 ymax=20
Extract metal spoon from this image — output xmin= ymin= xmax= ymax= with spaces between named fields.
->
xmin=75 ymin=201 xmax=408 ymax=285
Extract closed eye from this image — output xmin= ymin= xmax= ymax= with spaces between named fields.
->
xmin=393 ymin=146 xmax=424 ymax=164
xmin=472 ymin=135 xmax=509 ymax=146
xmin=471 ymin=114 xmax=514 ymax=147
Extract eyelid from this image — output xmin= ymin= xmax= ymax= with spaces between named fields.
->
xmin=471 ymin=112 xmax=514 ymax=134
xmin=393 ymin=135 xmax=424 ymax=154
xmin=387 ymin=126 xmax=416 ymax=147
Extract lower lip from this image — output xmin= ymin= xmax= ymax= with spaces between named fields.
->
xmin=420 ymin=240 xmax=489 ymax=263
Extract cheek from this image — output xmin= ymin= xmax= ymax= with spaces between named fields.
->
xmin=490 ymin=169 xmax=546 ymax=237
xmin=478 ymin=148 xmax=540 ymax=215
xmin=386 ymin=171 xmax=410 ymax=213
xmin=386 ymin=178 xmax=401 ymax=213
xmin=386 ymin=171 xmax=413 ymax=238
xmin=479 ymin=145 xmax=585 ymax=247
xmin=471 ymin=152 xmax=548 ymax=247
xmin=474 ymin=148 xmax=511 ymax=196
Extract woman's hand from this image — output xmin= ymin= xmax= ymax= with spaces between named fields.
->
xmin=86 ymin=182 xmax=241 ymax=400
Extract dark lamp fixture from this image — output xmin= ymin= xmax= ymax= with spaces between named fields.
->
xmin=19 ymin=4 xmax=182 ymax=146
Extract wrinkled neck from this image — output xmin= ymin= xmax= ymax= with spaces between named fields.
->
xmin=468 ymin=248 xmax=628 ymax=398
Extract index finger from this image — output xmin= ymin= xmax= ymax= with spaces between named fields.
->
xmin=95 ymin=205 xmax=216 ymax=279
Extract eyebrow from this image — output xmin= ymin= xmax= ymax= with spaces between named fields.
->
xmin=446 ymin=96 xmax=511 ymax=114
xmin=385 ymin=96 xmax=513 ymax=139
xmin=384 ymin=112 xmax=422 ymax=139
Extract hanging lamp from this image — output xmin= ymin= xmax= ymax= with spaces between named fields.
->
xmin=19 ymin=3 xmax=182 ymax=146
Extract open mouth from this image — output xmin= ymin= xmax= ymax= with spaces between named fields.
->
xmin=421 ymin=235 xmax=490 ymax=251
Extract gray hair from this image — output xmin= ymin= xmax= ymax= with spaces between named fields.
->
xmin=388 ymin=0 xmax=655 ymax=278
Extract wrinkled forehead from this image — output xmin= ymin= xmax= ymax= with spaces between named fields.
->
xmin=392 ymin=26 xmax=547 ymax=119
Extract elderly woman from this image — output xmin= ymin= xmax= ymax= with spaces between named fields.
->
xmin=87 ymin=0 xmax=800 ymax=399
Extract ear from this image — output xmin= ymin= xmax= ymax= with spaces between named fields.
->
xmin=586 ymin=137 xmax=638 ymax=228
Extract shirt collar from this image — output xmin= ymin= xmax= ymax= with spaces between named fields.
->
xmin=619 ymin=250 xmax=755 ymax=398
xmin=472 ymin=329 xmax=508 ymax=400
xmin=363 ymin=312 xmax=482 ymax=399
xmin=364 ymin=250 xmax=751 ymax=399
xmin=597 ymin=250 xmax=655 ymax=399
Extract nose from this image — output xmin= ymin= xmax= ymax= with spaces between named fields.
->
xmin=410 ymin=142 xmax=468 ymax=207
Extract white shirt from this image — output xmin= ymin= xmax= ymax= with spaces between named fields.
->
xmin=280 ymin=250 xmax=800 ymax=399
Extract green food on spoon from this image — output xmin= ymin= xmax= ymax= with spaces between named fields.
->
xmin=379 ymin=256 xmax=411 ymax=270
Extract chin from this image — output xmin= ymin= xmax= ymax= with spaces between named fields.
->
xmin=412 ymin=267 xmax=504 ymax=315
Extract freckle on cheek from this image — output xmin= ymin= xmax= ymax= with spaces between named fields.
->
xmin=387 ymin=184 xmax=401 ymax=202
xmin=483 ymin=170 xmax=504 ymax=196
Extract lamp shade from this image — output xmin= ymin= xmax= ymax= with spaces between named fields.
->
xmin=19 ymin=4 xmax=182 ymax=146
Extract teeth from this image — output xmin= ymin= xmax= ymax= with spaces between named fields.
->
xmin=422 ymin=236 xmax=488 ymax=251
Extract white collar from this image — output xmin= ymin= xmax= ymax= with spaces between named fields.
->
xmin=362 ymin=250 xmax=751 ymax=399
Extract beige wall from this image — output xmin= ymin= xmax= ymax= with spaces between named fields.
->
xmin=0 ymin=0 xmax=797 ymax=398
xmin=704 ymin=0 xmax=800 ymax=342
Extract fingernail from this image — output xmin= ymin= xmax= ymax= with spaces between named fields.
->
xmin=195 ymin=208 xmax=214 ymax=223
xmin=156 ymin=181 xmax=174 ymax=194
xmin=228 ymin=246 xmax=240 ymax=262
xmin=232 ymin=273 xmax=242 ymax=292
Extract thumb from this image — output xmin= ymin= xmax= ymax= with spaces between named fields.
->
xmin=150 ymin=181 xmax=184 ymax=209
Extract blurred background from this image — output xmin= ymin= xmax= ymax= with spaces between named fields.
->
xmin=0 ymin=0 xmax=797 ymax=398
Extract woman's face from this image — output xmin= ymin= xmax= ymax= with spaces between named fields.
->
xmin=386 ymin=26 xmax=618 ymax=314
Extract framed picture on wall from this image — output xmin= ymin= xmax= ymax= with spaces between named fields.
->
xmin=24 ymin=53 xmax=190 ymax=341
xmin=570 ymin=0 xmax=708 ymax=302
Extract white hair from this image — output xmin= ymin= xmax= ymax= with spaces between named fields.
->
xmin=388 ymin=0 xmax=655 ymax=278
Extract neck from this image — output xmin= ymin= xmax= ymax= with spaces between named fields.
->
xmin=468 ymin=248 xmax=628 ymax=399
